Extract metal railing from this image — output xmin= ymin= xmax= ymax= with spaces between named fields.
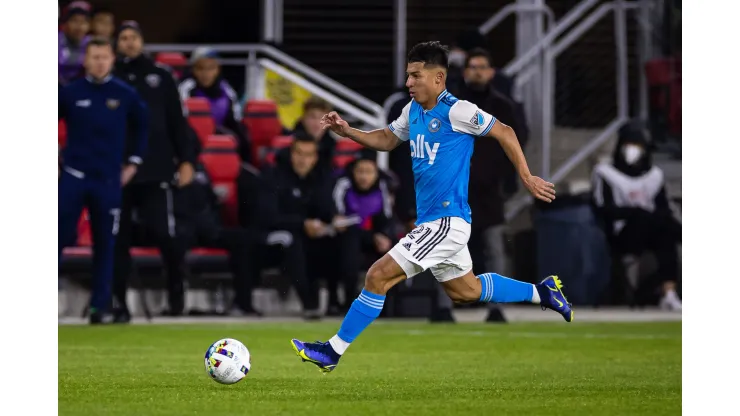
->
xmin=504 ymin=0 xmax=644 ymax=221
xmin=145 ymin=43 xmax=388 ymax=168
xmin=478 ymin=2 xmax=555 ymax=35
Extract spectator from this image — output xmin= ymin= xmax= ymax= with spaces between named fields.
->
xmin=59 ymin=1 xmax=92 ymax=85
xmin=260 ymin=135 xmax=338 ymax=319
xmin=178 ymin=47 xmax=252 ymax=162
xmin=176 ymin=163 xmax=264 ymax=316
xmin=457 ymin=48 xmax=525 ymax=323
xmin=90 ymin=8 xmax=115 ymax=41
xmin=592 ymin=127 xmax=682 ymax=310
xmin=287 ymin=96 xmax=337 ymax=171
xmin=112 ymin=21 xmax=197 ymax=320
xmin=58 ymin=37 xmax=148 ymax=324
xmin=329 ymin=156 xmax=395 ymax=315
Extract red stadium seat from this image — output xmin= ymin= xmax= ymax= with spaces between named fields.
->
xmin=76 ymin=210 xmax=92 ymax=247
xmin=333 ymin=138 xmax=365 ymax=169
xmin=243 ymin=100 xmax=283 ymax=166
xmin=264 ymin=135 xmax=294 ymax=165
xmin=185 ymin=98 xmax=215 ymax=145
xmin=199 ymin=135 xmax=241 ymax=226
xmin=59 ymin=119 xmax=68 ymax=148
xmin=154 ymin=52 xmax=188 ymax=80
xmin=645 ymin=57 xmax=681 ymax=136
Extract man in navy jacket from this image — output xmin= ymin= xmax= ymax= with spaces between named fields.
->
xmin=58 ymin=37 xmax=148 ymax=324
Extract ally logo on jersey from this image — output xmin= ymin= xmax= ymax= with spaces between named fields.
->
xmin=410 ymin=134 xmax=440 ymax=165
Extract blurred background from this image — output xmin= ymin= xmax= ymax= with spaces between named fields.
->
xmin=58 ymin=0 xmax=682 ymax=322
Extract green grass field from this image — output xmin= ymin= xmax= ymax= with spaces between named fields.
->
xmin=59 ymin=321 xmax=681 ymax=416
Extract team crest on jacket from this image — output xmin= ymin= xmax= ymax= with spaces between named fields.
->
xmin=146 ymin=73 xmax=161 ymax=88
xmin=106 ymin=99 xmax=120 ymax=110
xmin=428 ymin=118 xmax=441 ymax=133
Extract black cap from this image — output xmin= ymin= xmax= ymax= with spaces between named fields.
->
xmin=62 ymin=1 xmax=92 ymax=22
xmin=116 ymin=20 xmax=143 ymax=39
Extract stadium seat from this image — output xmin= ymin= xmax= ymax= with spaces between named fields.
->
xmin=58 ymin=119 xmax=68 ymax=148
xmin=154 ymin=52 xmax=188 ymax=80
xmin=243 ymin=100 xmax=283 ymax=166
xmin=77 ymin=210 xmax=92 ymax=247
xmin=185 ymin=98 xmax=216 ymax=145
xmin=264 ymin=135 xmax=294 ymax=165
xmin=333 ymin=138 xmax=365 ymax=169
xmin=645 ymin=57 xmax=681 ymax=138
xmin=199 ymin=135 xmax=241 ymax=226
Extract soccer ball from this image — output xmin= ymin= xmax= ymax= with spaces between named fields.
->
xmin=204 ymin=338 xmax=251 ymax=384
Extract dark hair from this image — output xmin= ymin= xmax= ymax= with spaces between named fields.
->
xmin=92 ymin=7 xmax=113 ymax=17
xmin=86 ymin=36 xmax=113 ymax=52
xmin=465 ymin=48 xmax=493 ymax=68
xmin=407 ymin=41 xmax=449 ymax=69
xmin=292 ymin=133 xmax=318 ymax=148
xmin=303 ymin=96 xmax=332 ymax=113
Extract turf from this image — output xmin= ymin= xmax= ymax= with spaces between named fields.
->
xmin=59 ymin=321 xmax=681 ymax=416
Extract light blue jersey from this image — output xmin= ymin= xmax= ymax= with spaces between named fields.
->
xmin=388 ymin=89 xmax=496 ymax=225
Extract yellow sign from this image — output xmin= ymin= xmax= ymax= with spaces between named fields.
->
xmin=264 ymin=67 xmax=312 ymax=129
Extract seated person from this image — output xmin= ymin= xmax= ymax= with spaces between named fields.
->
xmin=592 ymin=128 xmax=682 ymax=310
xmin=179 ymin=47 xmax=251 ymax=162
xmin=176 ymin=163 xmax=266 ymax=316
xmin=290 ymin=96 xmax=337 ymax=171
xmin=329 ymin=156 xmax=395 ymax=315
xmin=252 ymin=134 xmax=339 ymax=319
xmin=59 ymin=1 xmax=92 ymax=85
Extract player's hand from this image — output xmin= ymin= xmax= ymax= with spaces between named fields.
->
xmin=320 ymin=111 xmax=350 ymax=136
xmin=523 ymin=175 xmax=556 ymax=203
xmin=177 ymin=162 xmax=195 ymax=188
xmin=373 ymin=233 xmax=392 ymax=253
xmin=121 ymin=164 xmax=138 ymax=186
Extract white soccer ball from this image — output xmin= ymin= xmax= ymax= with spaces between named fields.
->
xmin=204 ymin=338 xmax=251 ymax=384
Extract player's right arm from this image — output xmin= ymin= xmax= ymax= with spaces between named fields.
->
xmin=321 ymin=104 xmax=410 ymax=151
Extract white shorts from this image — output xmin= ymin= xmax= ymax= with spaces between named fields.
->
xmin=388 ymin=216 xmax=472 ymax=282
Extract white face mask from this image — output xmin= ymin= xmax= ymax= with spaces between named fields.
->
xmin=622 ymin=144 xmax=644 ymax=165
xmin=448 ymin=51 xmax=466 ymax=68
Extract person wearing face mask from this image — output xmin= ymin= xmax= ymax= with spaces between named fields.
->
xmin=455 ymin=48 xmax=524 ymax=323
xmin=592 ymin=127 xmax=682 ymax=310
xmin=328 ymin=157 xmax=395 ymax=315
xmin=178 ymin=47 xmax=251 ymax=162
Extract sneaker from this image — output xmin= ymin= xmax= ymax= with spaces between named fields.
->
xmin=290 ymin=339 xmax=340 ymax=373
xmin=536 ymin=275 xmax=574 ymax=322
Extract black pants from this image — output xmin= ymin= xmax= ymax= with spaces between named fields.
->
xmin=614 ymin=214 xmax=681 ymax=287
xmin=326 ymin=227 xmax=383 ymax=309
xmin=248 ymin=230 xmax=320 ymax=311
xmin=113 ymin=182 xmax=189 ymax=314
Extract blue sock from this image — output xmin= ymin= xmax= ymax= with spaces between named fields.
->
xmin=336 ymin=289 xmax=385 ymax=344
xmin=477 ymin=273 xmax=535 ymax=303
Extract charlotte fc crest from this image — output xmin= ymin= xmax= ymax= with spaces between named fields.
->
xmin=428 ymin=118 xmax=441 ymax=133
xmin=106 ymin=99 xmax=120 ymax=110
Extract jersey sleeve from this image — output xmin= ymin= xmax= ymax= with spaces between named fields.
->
xmin=449 ymin=100 xmax=496 ymax=137
xmin=387 ymin=101 xmax=412 ymax=141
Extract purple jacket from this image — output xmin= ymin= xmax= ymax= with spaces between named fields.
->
xmin=59 ymin=32 xmax=89 ymax=85
xmin=333 ymin=174 xmax=393 ymax=235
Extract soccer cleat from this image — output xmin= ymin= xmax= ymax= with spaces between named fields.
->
xmin=290 ymin=339 xmax=341 ymax=374
xmin=536 ymin=275 xmax=574 ymax=322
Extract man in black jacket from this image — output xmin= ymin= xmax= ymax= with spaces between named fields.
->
xmin=457 ymin=48 xmax=526 ymax=323
xmin=111 ymin=21 xmax=197 ymax=320
xmin=258 ymin=135 xmax=338 ymax=319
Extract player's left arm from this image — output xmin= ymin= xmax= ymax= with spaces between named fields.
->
xmin=450 ymin=100 xmax=556 ymax=203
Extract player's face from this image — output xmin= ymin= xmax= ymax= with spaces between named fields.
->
xmin=91 ymin=13 xmax=115 ymax=38
xmin=193 ymin=58 xmax=220 ymax=87
xmin=85 ymin=45 xmax=115 ymax=79
xmin=464 ymin=56 xmax=494 ymax=87
xmin=291 ymin=141 xmax=319 ymax=177
xmin=302 ymin=109 xmax=325 ymax=139
xmin=65 ymin=14 xmax=90 ymax=42
xmin=352 ymin=160 xmax=378 ymax=191
xmin=406 ymin=62 xmax=443 ymax=104
xmin=117 ymin=29 xmax=143 ymax=58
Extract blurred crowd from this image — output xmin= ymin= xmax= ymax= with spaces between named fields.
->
xmin=58 ymin=2 xmax=681 ymax=323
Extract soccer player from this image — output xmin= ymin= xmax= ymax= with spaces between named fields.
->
xmin=58 ymin=37 xmax=148 ymax=324
xmin=290 ymin=41 xmax=573 ymax=373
